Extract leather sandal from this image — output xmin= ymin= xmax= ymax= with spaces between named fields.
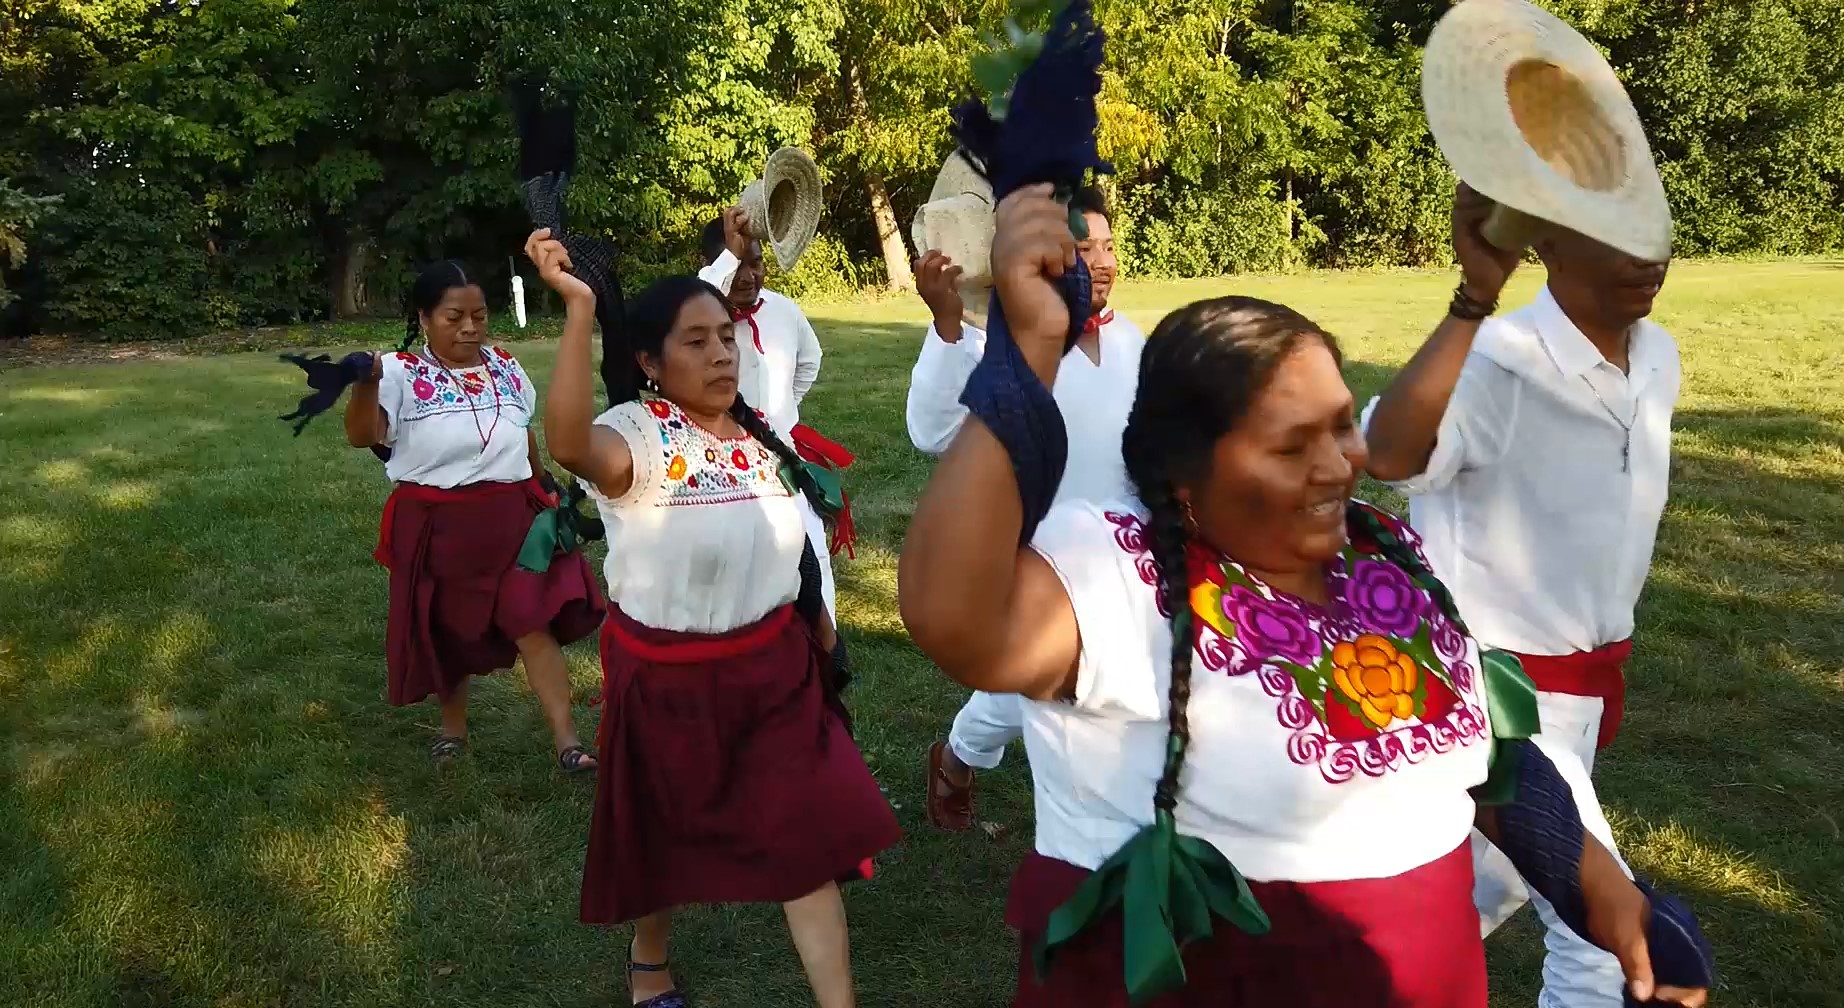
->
xmin=927 ymin=740 xmax=975 ymax=832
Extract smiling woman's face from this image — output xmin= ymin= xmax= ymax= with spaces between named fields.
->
xmin=640 ymin=291 xmax=740 ymax=418
xmin=1184 ymin=338 xmax=1367 ymax=578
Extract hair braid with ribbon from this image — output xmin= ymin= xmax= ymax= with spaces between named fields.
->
xmin=1138 ymin=482 xmax=1194 ymax=814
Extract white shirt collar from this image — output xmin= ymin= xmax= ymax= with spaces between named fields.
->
xmin=1529 ymin=286 xmax=1668 ymax=383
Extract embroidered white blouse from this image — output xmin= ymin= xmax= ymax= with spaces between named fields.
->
xmin=1360 ymin=287 xmax=1681 ymax=656
xmin=378 ymin=347 xmax=536 ymax=488
xmin=582 ymin=398 xmax=805 ymax=634
xmin=906 ymin=316 xmax=1145 ymax=506
xmin=699 ymin=250 xmax=823 ymax=440
xmin=1023 ymin=499 xmax=1494 ymax=883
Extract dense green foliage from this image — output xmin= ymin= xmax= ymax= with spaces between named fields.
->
xmin=2 ymin=0 xmax=1841 ymax=339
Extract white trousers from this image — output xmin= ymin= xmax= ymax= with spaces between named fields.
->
xmin=796 ymin=493 xmax=837 ymax=621
xmin=1473 ymin=691 xmax=1633 ymax=1008
xmin=947 ymin=690 xmax=1025 ymax=770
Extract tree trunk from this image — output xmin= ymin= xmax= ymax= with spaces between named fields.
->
xmin=332 ymin=233 xmax=371 ymax=319
xmin=843 ymin=56 xmax=914 ymax=292
xmin=866 ymin=173 xmax=914 ymax=291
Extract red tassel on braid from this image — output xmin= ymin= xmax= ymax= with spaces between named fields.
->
xmin=791 ymin=424 xmax=858 ymax=558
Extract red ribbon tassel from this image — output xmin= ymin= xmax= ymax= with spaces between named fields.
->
xmin=1082 ymin=309 xmax=1115 ymax=336
xmin=791 ymin=424 xmax=858 ymax=559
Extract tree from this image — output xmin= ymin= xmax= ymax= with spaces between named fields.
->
xmin=0 ymin=181 xmax=58 ymax=315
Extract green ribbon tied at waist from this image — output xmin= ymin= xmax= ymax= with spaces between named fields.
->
xmin=1471 ymin=648 xmax=1542 ymax=806
xmin=1035 ymin=802 xmax=1271 ymax=1003
xmin=1033 ymin=648 xmax=1540 ymax=1003
xmin=778 ymin=459 xmax=845 ymax=517
xmin=516 ymin=480 xmax=602 ymax=574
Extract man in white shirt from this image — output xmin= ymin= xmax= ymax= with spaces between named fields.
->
xmin=698 ymin=207 xmax=839 ymax=619
xmin=908 ymin=186 xmax=1146 ymax=831
xmin=1363 ymin=185 xmax=1678 ymax=1008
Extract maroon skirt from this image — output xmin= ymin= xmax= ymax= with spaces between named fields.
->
xmin=378 ymin=479 xmax=606 ymax=706
xmin=580 ymin=604 xmax=901 ymax=925
xmin=1006 ymin=841 xmax=1485 ymax=1007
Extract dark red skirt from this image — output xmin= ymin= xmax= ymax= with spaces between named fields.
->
xmin=580 ymin=604 xmax=901 ymax=924
xmin=379 ymin=479 xmax=606 ymax=706
xmin=1006 ymin=841 xmax=1485 ymax=1007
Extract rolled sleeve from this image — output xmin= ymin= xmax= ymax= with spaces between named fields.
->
xmin=1361 ymin=353 xmax=1511 ymax=497
xmin=905 ymin=322 xmax=986 ymax=454
xmin=698 ymin=249 xmax=740 ymax=296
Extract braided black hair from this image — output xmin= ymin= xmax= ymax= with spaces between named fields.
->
xmin=1120 ymin=295 xmax=1343 ymax=816
xmin=401 ymin=260 xmax=474 ymax=353
xmin=602 ymin=273 xmax=827 ymax=517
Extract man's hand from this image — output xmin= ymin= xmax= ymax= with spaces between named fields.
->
xmin=723 ymin=205 xmax=752 ymax=260
xmin=915 ymin=250 xmax=966 ymax=341
xmin=1454 ymin=182 xmax=1522 ymax=305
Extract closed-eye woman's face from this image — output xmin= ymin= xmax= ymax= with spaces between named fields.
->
xmin=1183 ymin=339 xmax=1367 ymax=578
xmin=642 ymin=292 xmax=739 ymax=418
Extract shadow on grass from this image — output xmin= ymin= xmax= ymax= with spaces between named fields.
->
xmin=3 ymin=328 xmax=1840 ymax=1005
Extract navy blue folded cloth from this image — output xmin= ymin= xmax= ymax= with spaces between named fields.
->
xmin=278 ymin=350 xmax=377 ymax=432
xmin=1493 ymin=741 xmax=1715 ymax=1004
xmin=951 ymin=0 xmax=1111 ymax=544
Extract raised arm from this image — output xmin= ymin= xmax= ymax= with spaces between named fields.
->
xmin=899 ymin=186 xmax=1081 ymax=700
xmin=1364 ymin=184 xmax=1521 ymax=482
xmin=697 ymin=206 xmax=750 ymax=295
xmin=343 ymin=353 xmax=387 ymax=448
xmin=525 ymin=229 xmax=634 ymax=497
xmin=904 ymin=251 xmax=989 ymax=453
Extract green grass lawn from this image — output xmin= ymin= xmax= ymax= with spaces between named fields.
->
xmin=2 ymin=260 xmax=1841 ymax=1007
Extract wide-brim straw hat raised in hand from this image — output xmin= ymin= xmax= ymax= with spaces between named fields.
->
xmin=911 ymin=150 xmax=996 ymax=329
xmin=1422 ymin=0 xmax=1671 ymax=260
xmin=740 ymin=147 xmax=823 ymax=270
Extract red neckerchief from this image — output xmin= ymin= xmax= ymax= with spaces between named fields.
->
xmin=1082 ymin=309 xmax=1115 ymax=336
xmin=730 ymin=299 xmax=766 ymax=352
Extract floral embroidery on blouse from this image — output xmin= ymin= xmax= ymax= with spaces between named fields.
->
xmin=394 ymin=349 xmax=529 ymax=425
xmin=642 ymin=397 xmax=792 ymax=508
xmin=1104 ymin=503 xmax=1486 ymax=784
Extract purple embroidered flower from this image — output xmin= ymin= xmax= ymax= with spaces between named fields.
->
xmin=1346 ymin=558 xmax=1423 ymax=638
xmin=1222 ymin=585 xmax=1320 ymax=667
xmin=1431 ymin=615 xmax=1467 ymax=663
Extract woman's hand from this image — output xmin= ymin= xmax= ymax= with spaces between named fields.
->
xmin=524 ymin=229 xmax=595 ymax=306
xmin=992 ymin=184 xmax=1076 ymax=371
xmin=1453 ymin=182 xmax=1522 ymax=305
xmin=1580 ymin=838 xmax=1709 ymax=1006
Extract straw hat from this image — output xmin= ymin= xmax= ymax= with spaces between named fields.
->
xmin=911 ymin=151 xmax=996 ymax=328
xmin=740 ymin=147 xmax=823 ymax=270
xmin=1422 ymin=0 xmax=1671 ymax=260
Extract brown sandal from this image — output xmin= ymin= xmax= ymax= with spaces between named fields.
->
xmin=927 ymin=741 xmax=975 ymax=832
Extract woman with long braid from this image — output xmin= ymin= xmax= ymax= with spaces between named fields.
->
xmin=524 ymin=229 xmax=898 ymax=1008
xmin=343 ymin=259 xmax=605 ymax=771
xmin=899 ymin=188 xmax=1708 ymax=1006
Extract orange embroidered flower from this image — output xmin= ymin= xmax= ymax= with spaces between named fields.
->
xmin=666 ymin=455 xmax=688 ymax=481
xmin=731 ymin=448 xmax=750 ymax=470
xmin=1331 ymin=634 xmax=1421 ymax=728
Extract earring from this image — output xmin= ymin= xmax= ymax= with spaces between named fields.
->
xmin=1181 ymin=499 xmax=1199 ymax=531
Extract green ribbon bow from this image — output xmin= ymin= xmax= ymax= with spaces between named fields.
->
xmin=1036 ymin=804 xmax=1271 ymax=1004
xmin=516 ymin=481 xmax=599 ymax=574
xmin=779 ymin=459 xmax=845 ymax=517
xmin=1471 ymin=648 xmax=1542 ymax=807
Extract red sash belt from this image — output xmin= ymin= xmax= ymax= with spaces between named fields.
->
xmin=1508 ymin=639 xmax=1634 ymax=751
xmin=790 ymin=423 xmax=858 ymax=558
xmin=599 ymin=603 xmax=795 ymax=665
xmin=373 ymin=478 xmax=544 ymax=567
